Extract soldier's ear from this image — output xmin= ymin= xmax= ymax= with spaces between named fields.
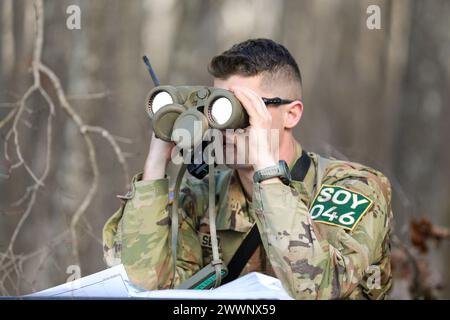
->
xmin=284 ymin=100 xmax=303 ymax=129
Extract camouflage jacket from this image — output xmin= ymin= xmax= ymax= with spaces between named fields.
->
xmin=102 ymin=143 xmax=393 ymax=299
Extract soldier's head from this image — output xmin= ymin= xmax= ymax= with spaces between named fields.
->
xmin=208 ymin=38 xmax=304 ymax=167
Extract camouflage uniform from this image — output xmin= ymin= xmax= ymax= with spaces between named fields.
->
xmin=102 ymin=142 xmax=393 ymax=299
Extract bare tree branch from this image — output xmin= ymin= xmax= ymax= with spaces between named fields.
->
xmin=0 ymin=0 xmax=131 ymax=294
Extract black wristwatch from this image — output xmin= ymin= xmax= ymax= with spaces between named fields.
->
xmin=253 ymin=160 xmax=291 ymax=186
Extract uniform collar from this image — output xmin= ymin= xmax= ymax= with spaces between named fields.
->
xmin=289 ymin=141 xmax=317 ymax=204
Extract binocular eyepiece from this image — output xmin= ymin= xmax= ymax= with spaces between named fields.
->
xmin=146 ymin=86 xmax=249 ymax=149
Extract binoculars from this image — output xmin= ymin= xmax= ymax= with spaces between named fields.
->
xmin=145 ymin=86 xmax=249 ymax=149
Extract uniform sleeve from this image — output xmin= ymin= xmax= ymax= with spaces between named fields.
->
xmin=102 ymin=173 xmax=202 ymax=290
xmin=251 ymin=168 xmax=391 ymax=299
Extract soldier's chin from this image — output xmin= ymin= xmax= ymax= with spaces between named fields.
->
xmin=222 ymin=144 xmax=252 ymax=169
xmin=224 ymin=162 xmax=253 ymax=170
xmin=223 ymin=155 xmax=254 ymax=170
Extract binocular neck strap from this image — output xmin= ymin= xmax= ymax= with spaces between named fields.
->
xmin=170 ymin=162 xmax=224 ymax=289
xmin=208 ymin=162 xmax=224 ymax=288
xmin=170 ymin=163 xmax=187 ymax=288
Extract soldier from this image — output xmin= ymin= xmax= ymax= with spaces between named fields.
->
xmin=102 ymin=38 xmax=393 ymax=299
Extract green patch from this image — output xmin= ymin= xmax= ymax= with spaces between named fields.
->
xmin=309 ymin=185 xmax=373 ymax=231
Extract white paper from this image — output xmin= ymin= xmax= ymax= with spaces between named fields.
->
xmin=26 ymin=264 xmax=131 ymax=298
xmin=27 ymin=265 xmax=293 ymax=300
xmin=130 ymin=272 xmax=293 ymax=300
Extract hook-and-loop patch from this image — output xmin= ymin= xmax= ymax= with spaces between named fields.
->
xmin=309 ymin=184 xmax=374 ymax=231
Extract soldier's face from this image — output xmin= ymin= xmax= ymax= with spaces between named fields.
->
xmin=213 ymin=75 xmax=286 ymax=169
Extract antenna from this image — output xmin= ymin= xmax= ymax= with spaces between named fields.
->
xmin=142 ymin=55 xmax=160 ymax=87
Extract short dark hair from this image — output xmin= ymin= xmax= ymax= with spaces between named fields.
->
xmin=208 ymin=38 xmax=302 ymax=97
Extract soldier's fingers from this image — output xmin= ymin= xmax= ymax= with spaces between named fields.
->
xmin=242 ymin=88 xmax=270 ymax=118
xmin=230 ymin=86 xmax=260 ymax=121
xmin=236 ymin=87 xmax=271 ymax=123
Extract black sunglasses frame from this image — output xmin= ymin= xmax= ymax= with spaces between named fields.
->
xmin=261 ymin=97 xmax=298 ymax=106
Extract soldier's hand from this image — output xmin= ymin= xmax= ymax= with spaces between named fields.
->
xmin=230 ymin=86 xmax=277 ymax=171
xmin=143 ymin=132 xmax=174 ymax=180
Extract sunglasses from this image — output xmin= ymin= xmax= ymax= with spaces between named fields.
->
xmin=262 ymin=97 xmax=298 ymax=106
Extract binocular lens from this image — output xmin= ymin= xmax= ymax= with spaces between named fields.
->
xmin=210 ymin=97 xmax=233 ymax=125
xmin=150 ymin=91 xmax=173 ymax=114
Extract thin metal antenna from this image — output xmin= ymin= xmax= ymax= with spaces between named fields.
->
xmin=142 ymin=55 xmax=160 ymax=87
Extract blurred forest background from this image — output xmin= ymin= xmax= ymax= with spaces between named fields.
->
xmin=1 ymin=0 xmax=449 ymax=299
